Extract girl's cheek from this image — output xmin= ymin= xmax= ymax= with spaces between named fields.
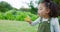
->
xmin=38 ymin=11 xmax=40 ymax=16
xmin=38 ymin=11 xmax=42 ymax=16
xmin=38 ymin=10 xmax=42 ymax=13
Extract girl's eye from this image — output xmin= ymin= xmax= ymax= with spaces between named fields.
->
xmin=40 ymin=8 xmax=42 ymax=10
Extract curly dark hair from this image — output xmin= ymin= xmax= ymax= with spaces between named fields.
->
xmin=40 ymin=0 xmax=60 ymax=17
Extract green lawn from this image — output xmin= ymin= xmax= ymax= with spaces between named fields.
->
xmin=0 ymin=20 xmax=38 ymax=32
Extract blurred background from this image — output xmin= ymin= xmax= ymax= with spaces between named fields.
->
xmin=0 ymin=0 xmax=60 ymax=32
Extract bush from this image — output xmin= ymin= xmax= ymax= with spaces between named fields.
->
xmin=0 ymin=10 xmax=38 ymax=21
xmin=15 ymin=11 xmax=27 ymax=21
xmin=15 ymin=11 xmax=38 ymax=21
xmin=0 ymin=12 xmax=5 ymax=20
xmin=4 ymin=10 xmax=15 ymax=20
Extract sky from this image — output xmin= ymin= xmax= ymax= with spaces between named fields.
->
xmin=0 ymin=0 xmax=30 ymax=9
xmin=0 ymin=0 xmax=38 ymax=9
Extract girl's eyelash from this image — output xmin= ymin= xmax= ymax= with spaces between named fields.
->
xmin=40 ymin=8 xmax=42 ymax=10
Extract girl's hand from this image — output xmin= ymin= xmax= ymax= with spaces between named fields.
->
xmin=25 ymin=16 xmax=32 ymax=24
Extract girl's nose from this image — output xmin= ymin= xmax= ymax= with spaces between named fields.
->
xmin=38 ymin=11 xmax=40 ymax=14
xmin=38 ymin=13 xmax=40 ymax=16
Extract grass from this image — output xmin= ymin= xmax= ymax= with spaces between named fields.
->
xmin=0 ymin=20 xmax=38 ymax=32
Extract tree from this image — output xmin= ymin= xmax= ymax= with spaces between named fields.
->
xmin=0 ymin=1 xmax=13 ymax=12
xmin=28 ymin=1 xmax=38 ymax=14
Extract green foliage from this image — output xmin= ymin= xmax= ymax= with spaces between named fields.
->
xmin=25 ymin=12 xmax=38 ymax=21
xmin=0 ymin=10 xmax=38 ymax=21
xmin=19 ymin=8 xmax=30 ymax=12
xmin=0 ymin=5 xmax=9 ymax=12
xmin=28 ymin=1 xmax=38 ymax=14
xmin=0 ymin=1 xmax=13 ymax=10
xmin=0 ymin=1 xmax=13 ymax=12
xmin=0 ymin=12 xmax=5 ymax=20
xmin=5 ymin=11 xmax=15 ymax=20
xmin=15 ymin=11 xmax=27 ymax=21
xmin=15 ymin=11 xmax=38 ymax=21
xmin=58 ymin=16 xmax=60 ymax=24
xmin=54 ymin=0 xmax=60 ymax=5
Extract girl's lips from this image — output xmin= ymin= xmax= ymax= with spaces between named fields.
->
xmin=38 ymin=13 xmax=40 ymax=16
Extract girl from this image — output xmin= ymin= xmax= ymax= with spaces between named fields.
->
xmin=25 ymin=0 xmax=60 ymax=32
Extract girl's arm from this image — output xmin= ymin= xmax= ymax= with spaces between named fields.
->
xmin=29 ymin=17 xmax=41 ymax=26
xmin=53 ymin=18 xmax=60 ymax=32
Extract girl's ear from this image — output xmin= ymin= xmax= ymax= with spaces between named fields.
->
xmin=46 ymin=8 xmax=50 ymax=14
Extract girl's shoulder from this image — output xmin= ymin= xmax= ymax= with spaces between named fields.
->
xmin=50 ymin=17 xmax=59 ymax=25
xmin=51 ymin=17 xmax=58 ymax=21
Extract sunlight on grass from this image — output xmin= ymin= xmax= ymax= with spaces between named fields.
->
xmin=0 ymin=20 xmax=38 ymax=32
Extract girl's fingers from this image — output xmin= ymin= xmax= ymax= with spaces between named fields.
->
xmin=25 ymin=16 xmax=31 ymax=22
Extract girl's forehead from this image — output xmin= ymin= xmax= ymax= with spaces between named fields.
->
xmin=38 ymin=3 xmax=45 ymax=8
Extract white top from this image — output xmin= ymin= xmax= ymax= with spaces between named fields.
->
xmin=30 ymin=17 xmax=60 ymax=32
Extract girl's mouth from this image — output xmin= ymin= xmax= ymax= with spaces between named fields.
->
xmin=38 ymin=13 xmax=40 ymax=16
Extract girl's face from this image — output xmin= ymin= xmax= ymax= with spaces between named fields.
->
xmin=38 ymin=3 xmax=50 ymax=17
